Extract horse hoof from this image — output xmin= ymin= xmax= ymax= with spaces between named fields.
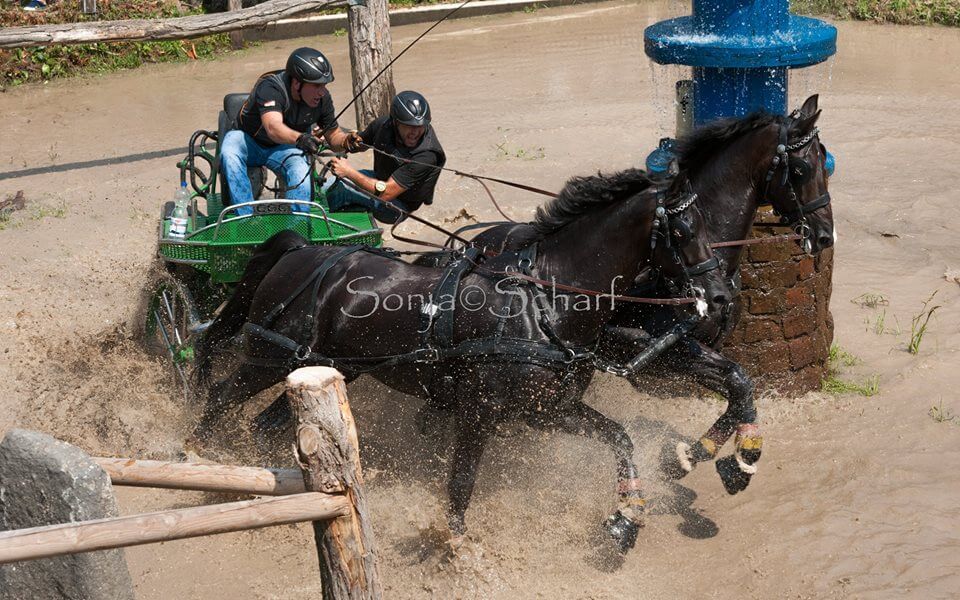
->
xmin=604 ymin=511 xmax=640 ymax=554
xmin=715 ymin=455 xmax=753 ymax=495
xmin=663 ymin=442 xmax=696 ymax=480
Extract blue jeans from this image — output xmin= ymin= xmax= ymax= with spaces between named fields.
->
xmin=325 ymin=169 xmax=410 ymax=224
xmin=220 ymin=129 xmax=321 ymax=215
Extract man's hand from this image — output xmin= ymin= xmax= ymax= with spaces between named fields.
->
xmin=345 ymin=131 xmax=364 ymax=153
xmin=328 ymin=157 xmax=357 ymax=180
xmin=296 ymin=132 xmax=321 ymax=155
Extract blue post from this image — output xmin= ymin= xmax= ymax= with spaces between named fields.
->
xmin=643 ymin=0 xmax=837 ymax=172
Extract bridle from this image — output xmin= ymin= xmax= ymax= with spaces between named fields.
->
xmin=650 ymin=184 xmax=722 ymax=310
xmin=763 ymin=119 xmax=832 ymax=253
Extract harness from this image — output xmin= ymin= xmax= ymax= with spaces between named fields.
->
xmin=242 ymin=244 xmax=597 ymax=376
xmin=239 ymin=178 xmax=722 ymax=378
xmin=763 ymin=121 xmax=832 ymax=246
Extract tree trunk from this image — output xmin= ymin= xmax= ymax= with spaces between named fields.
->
xmin=228 ymin=0 xmax=244 ymax=50
xmin=346 ymin=0 xmax=395 ymax=131
xmin=0 ymin=0 xmax=346 ymax=50
xmin=287 ymin=367 xmax=382 ymax=600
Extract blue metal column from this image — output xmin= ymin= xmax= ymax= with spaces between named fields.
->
xmin=643 ymin=0 xmax=837 ymax=171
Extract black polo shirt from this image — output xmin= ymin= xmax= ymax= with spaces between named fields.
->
xmin=237 ymin=71 xmax=338 ymax=147
xmin=359 ymin=116 xmax=446 ymax=209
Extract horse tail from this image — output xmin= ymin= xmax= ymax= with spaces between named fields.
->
xmin=194 ymin=230 xmax=308 ymax=386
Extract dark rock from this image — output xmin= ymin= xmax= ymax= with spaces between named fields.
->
xmin=0 ymin=429 xmax=134 ymax=600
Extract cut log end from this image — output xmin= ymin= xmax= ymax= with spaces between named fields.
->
xmin=286 ymin=366 xmax=343 ymax=391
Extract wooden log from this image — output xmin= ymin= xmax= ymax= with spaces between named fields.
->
xmin=347 ymin=0 xmax=395 ymax=130
xmin=0 ymin=0 xmax=346 ymax=50
xmin=94 ymin=457 xmax=317 ymax=496
xmin=287 ymin=367 xmax=382 ymax=600
xmin=228 ymin=0 xmax=244 ymax=50
xmin=0 ymin=493 xmax=349 ymax=565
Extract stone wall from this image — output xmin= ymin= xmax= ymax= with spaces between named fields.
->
xmin=722 ymin=220 xmax=835 ymax=394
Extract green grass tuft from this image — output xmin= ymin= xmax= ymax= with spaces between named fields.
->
xmin=824 ymin=344 xmax=878 ymax=396
xmin=822 ymin=373 xmax=880 ymax=396
xmin=1 ymin=0 xmax=232 ymax=88
xmin=929 ymin=399 xmax=957 ymax=424
xmin=907 ymin=291 xmax=940 ymax=354
xmin=792 ymin=0 xmax=960 ymax=27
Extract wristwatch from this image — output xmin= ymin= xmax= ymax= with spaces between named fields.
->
xmin=374 ymin=180 xmax=387 ymax=196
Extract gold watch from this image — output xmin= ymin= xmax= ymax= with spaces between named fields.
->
xmin=374 ymin=180 xmax=387 ymax=196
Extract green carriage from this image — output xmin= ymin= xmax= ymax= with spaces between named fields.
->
xmin=146 ymin=94 xmax=383 ymax=390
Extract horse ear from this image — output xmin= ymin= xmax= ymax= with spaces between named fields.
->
xmin=794 ymin=108 xmax=822 ymax=135
xmin=799 ymin=94 xmax=819 ymax=117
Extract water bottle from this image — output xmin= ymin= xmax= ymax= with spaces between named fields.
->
xmin=169 ymin=182 xmax=190 ymax=239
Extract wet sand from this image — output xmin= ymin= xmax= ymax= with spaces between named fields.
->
xmin=1 ymin=1 xmax=959 ymax=598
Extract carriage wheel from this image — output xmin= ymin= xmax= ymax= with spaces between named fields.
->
xmin=145 ymin=272 xmax=201 ymax=400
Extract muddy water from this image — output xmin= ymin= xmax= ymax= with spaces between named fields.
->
xmin=1 ymin=1 xmax=959 ymax=598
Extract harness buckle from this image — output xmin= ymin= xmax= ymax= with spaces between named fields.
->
xmin=294 ymin=345 xmax=312 ymax=361
xmin=415 ymin=347 xmax=440 ymax=363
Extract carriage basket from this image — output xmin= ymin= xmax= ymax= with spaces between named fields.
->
xmin=158 ymin=195 xmax=383 ymax=283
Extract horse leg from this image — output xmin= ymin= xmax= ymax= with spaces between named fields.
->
xmin=192 ymin=362 xmax=287 ymax=444
xmin=535 ymin=400 xmax=646 ymax=553
xmin=654 ymin=338 xmax=762 ymax=495
xmin=446 ymin=406 xmax=496 ymax=544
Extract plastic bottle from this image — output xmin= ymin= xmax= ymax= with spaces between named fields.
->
xmin=169 ymin=182 xmax=190 ymax=239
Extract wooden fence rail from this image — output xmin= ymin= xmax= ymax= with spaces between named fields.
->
xmin=0 ymin=492 xmax=349 ymax=565
xmin=0 ymin=0 xmax=346 ymax=50
xmin=0 ymin=367 xmax=381 ymax=600
xmin=94 ymin=457 xmax=308 ymax=495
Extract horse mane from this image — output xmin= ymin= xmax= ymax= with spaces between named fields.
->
xmin=674 ymin=111 xmax=786 ymax=175
xmin=507 ymin=168 xmax=657 ymax=249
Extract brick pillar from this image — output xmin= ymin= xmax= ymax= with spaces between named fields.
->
xmin=722 ymin=217 xmax=834 ymax=394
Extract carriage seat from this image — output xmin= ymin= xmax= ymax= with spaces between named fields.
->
xmin=222 ymin=93 xmax=249 ymax=130
xmin=217 ymin=93 xmax=266 ymax=208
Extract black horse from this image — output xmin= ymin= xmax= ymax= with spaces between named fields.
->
xmin=462 ymin=96 xmax=834 ymax=494
xmin=194 ymin=168 xmax=731 ymax=552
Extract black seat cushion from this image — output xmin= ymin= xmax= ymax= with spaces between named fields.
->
xmin=223 ymin=93 xmax=250 ymax=130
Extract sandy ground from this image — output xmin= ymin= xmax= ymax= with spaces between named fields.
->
xmin=2 ymin=1 xmax=959 ymax=598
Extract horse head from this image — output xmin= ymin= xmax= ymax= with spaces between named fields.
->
xmin=648 ymin=185 xmax=731 ymax=319
xmin=763 ymin=95 xmax=834 ymax=255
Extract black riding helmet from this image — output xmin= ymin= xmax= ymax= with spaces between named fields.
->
xmin=390 ymin=91 xmax=431 ymax=126
xmin=286 ymin=47 xmax=334 ymax=84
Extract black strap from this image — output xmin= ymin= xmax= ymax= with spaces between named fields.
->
xmin=261 ymin=245 xmax=366 ymax=327
xmin=424 ymin=246 xmax=483 ymax=349
xmin=243 ymin=322 xmax=593 ymax=373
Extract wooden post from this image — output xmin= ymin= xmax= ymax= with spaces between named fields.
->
xmin=347 ymin=0 xmax=395 ymax=131
xmin=228 ymin=0 xmax=244 ymax=49
xmin=0 ymin=493 xmax=350 ymax=565
xmin=287 ymin=367 xmax=382 ymax=600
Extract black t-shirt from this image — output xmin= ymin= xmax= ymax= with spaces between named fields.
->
xmin=237 ymin=71 xmax=338 ymax=147
xmin=360 ymin=116 xmax=446 ymax=209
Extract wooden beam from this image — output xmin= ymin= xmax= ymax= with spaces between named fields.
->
xmin=0 ymin=492 xmax=350 ymax=565
xmin=288 ymin=367 xmax=383 ymax=600
xmin=94 ymin=457 xmax=316 ymax=496
xmin=0 ymin=0 xmax=346 ymax=50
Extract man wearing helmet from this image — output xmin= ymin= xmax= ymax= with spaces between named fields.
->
xmin=326 ymin=90 xmax=446 ymax=224
xmin=220 ymin=47 xmax=363 ymax=213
